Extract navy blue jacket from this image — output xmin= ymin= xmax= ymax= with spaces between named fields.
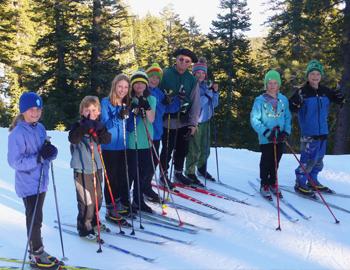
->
xmin=289 ymin=82 xmax=344 ymax=137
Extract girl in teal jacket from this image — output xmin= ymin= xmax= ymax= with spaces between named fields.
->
xmin=250 ymin=70 xmax=291 ymax=199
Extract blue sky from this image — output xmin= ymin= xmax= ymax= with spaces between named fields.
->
xmin=127 ymin=0 xmax=270 ymax=37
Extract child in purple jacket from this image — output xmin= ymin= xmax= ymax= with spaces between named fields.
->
xmin=7 ymin=92 xmax=59 ymax=269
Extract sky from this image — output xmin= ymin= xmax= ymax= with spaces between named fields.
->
xmin=126 ymin=0 xmax=270 ymax=37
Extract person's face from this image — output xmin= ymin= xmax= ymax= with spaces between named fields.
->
xmin=133 ymin=82 xmax=147 ymax=96
xmin=176 ymin=55 xmax=192 ymax=74
xmin=194 ymin=70 xmax=206 ymax=82
xmin=266 ymin=80 xmax=279 ymax=95
xmin=114 ymin=79 xmax=129 ymax=99
xmin=82 ymin=104 xmax=100 ymax=120
xmin=308 ymin=70 xmax=322 ymax=88
xmin=23 ymin=107 xmax=42 ymax=123
xmin=149 ymin=75 xmax=160 ymax=88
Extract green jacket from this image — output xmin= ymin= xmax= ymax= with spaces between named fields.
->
xmin=160 ymin=66 xmax=200 ymax=128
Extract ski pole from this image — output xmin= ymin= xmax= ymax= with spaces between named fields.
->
xmin=141 ymin=115 xmax=184 ymax=226
xmin=273 ymin=137 xmax=282 ymax=231
xmin=133 ymin=113 xmax=144 ymax=229
xmin=122 ymin=110 xmax=135 ymax=235
xmin=21 ymin=164 xmax=44 ymax=270
xmin=96 ymin=144 xmax=125 ymax=235
xmin=89 ymin=139 xmax=103 ymax=252
xmin=50 ymin=160 xmax=67 ymax=261
xmin=285 ymin=141 xmax=340 ymax=224
xmin=213 ymin=113 xmax=220 ymax=183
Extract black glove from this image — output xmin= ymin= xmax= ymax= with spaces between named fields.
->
xmin=264 ymin=126 xmax=279 ymax=143
xmin=334 ymin=90 xmax=346 ymax=104
xmin=39 ymin=141 xmax=58 ymax=161
xmin=94 ymin=121 xmax=104 ymax=131
xmin=119 ymin=106 xmax=129 ymax=120
xmin=138 ymin=96 xmax=151 ymax=111
xmin=130 ymin=97 xmax=139 ymax=110
xmin=162 ymin=90 xmax=173 ymax=105
xmin=80 ymin=117 xmax=95 ymax=132
xmin=290 ymin=91 xmax=303 ymax=108
xmin=277 ymin=130 xmax=289 ymax=143
xmin=178 ymin=90 xmax=186 ymax=101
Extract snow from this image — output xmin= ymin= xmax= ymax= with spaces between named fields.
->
xmin=1 ymin=127 xmax=350 ymax=270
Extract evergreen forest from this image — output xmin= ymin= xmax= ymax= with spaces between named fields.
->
xmin=1 ymin=0 xmax=349 ymax=153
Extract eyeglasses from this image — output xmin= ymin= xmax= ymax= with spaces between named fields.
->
xmin=178 ymin=57 xmax=191 ymax=64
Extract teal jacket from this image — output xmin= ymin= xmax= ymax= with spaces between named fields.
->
xmin=250 ymin=93 xmax=292 ymax=144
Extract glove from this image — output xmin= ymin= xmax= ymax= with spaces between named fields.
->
xmin=39 ymin=141 xmax=58 ymax=161
xmin=334 ymin=91 xmax=345 ymax=104
xmin=130 ymin=97 xmax=139 ymax=110
xmin=178 ymin=90 xmax=186 ymax=101
xmin=93 ymin=121 xmax=104 ymax=131
xmin=277 ymin=130 xmax=289 ymax=143
xmin=162 ymin=90 xmax=173 ymax=105
xmin=264 ymin=126 xmax=279 ymax=143
xmin=291 ymin=91 xmax=303 ymax=108
xmin=80 ymin=117 xmax=96 ymax=135
xmin=183 ymin=126 xmax=194 ymax=141
xmin=138 ymin=96 xmax=151 ymax=111
xmin=119 ymin=106 xmax=129 ymax=120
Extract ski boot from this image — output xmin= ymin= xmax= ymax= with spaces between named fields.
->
xmin=29 ymin=247 xmax=61 ymax=269
xmin=294 ymin=182 xmax=316 ymax=198
xmin=269 ymin=184 xmax=283 ymax=198
xmin=260 ymin=184 xmax=272 ymax=201
xmin=186 ymin=174 xmax=205 ymax=187
xmin=198 ymin=166 xmax=216 ymax=181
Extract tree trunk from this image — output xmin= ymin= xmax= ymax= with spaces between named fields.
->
xmin=90 ymin=0 xmax=102 ymax=95
xmin=54 ymin=1 xmax=68 ymax=92
xmin=333 ymin=0 xmax=350 ymax=154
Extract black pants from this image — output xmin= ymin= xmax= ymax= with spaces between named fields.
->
xmin=102 ymin=150 xmax=129 ymax=206
xmin=23 ymin=192 xmax=46 ymax=252
xmin=74 ymin=170 xmax=103 ymax=235
xmin=160 ymin=126 xmax=190 ymax=173
xmin=260 ymin=143 xmax=284 ymax=186
xmin=128 ymin=148 xmax=153 ymax=202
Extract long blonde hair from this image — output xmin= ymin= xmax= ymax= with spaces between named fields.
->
xmin=9 ymin=114 xmax=24 ymax=131
xmin=109 ymin=74 xmax=130 ymax=106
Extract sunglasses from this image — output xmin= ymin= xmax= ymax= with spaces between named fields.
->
xmin=178 ymin=57 xmax=191 ymax=64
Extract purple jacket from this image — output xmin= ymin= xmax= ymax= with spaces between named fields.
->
xmin=7 ymin=120 xmax=56 ymax=198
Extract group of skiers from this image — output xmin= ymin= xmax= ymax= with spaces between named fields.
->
xmin=7 ymin=45 xmax=345 ymax=269
xmin=251 ymin=60 xmax=345 ymax=201
xmin=7 ymin=48 xmax=220 ymax=269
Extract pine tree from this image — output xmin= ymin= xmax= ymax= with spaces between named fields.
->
xmin=209 ymin=0 xmax=258 ymax=147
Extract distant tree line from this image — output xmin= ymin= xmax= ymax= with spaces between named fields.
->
xmin=0 ymin=0 xmax=349 ymax=153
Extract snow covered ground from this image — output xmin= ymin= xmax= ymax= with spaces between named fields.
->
xmin=1 ymin=127 xmax=350 ymax=270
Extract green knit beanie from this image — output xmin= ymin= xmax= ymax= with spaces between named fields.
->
xmin=306 ymin=59 xmax=324 ymax=76
xmin=264 ymin=70 xmax=281 ymax=89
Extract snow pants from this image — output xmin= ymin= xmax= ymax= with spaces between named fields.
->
xmin=295 ymin=137 xmax=327 ymax=186
xmin=260 ymin=143 xmax=283 ymax=186
xmin=185 ymin=121 xmax=210 ymax=175
xmin=23 ymin=192 xmax=46 ymax=252
xmin=74 ymin=170 xmax=103 ymax=235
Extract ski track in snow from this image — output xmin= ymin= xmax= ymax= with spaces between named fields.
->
xmin=1 ymin=128 xmax=350 ymax=269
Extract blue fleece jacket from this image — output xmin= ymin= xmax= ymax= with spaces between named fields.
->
xmin=198 ymin=81 xmax=219 ymax=123
xmin=8 ymin=121 xmax=56 ymax=198
xmin=250 ymin=93 xmax=292 ymax=144
xmin=100 ymin=97 xmax=127 ymax=150
xmin=150 ymin=86 xmax=180 ymax=140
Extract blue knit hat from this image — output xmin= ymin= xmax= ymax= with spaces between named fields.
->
xmin=19 ymin=92 xmax=43 ymax=113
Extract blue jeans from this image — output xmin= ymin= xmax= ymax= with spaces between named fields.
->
xmin=295 ymin=137 xmax=327 ymax=186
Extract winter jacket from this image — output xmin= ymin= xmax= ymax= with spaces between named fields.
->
xmin=69 ymin=121 xmax=111 ymax=173
xmin=8 ymin=121 xmax=56 ymax=198
xmin=100 ymin=97 xmax=128 ymax=150
xmin=127 ymin=95 xmax=156 ymax=149
xmin=150 ymin=86 xmax=180 ymax=140
xmin=289 ymin=82 xmax=344 ymax=137
xmin=198 ymin=81 xmax=219 ymax=123
xmin=160 ymin=66 xmax=200 ymax=128
xmin=250 ymin=92 xmax=292 ymax=145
